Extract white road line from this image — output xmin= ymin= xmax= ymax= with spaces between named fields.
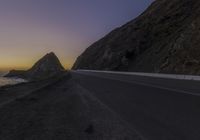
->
xmin=76 ymin=70 xmax=200 ymax=81
xmin=72 ymin=71 xmax=200 ymax=96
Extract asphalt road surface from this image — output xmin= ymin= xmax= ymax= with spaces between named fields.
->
xmin=0 ymin=73 xmax=141 ymax=140
xmin=71 ymin=70 xmax=200 ymax=140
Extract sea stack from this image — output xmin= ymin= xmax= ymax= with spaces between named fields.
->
xmin=6 ymin=52 xmax=65 ymax=80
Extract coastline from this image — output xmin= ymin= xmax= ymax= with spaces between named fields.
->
xmin=0 ymin=76 xmax=27 ymax=87
xmin=0 ymin=71 xmax=7 ymax=77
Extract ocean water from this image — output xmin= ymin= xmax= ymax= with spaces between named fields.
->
xmin=0 ymin=72 xmax=6 ymax=77
xmin=0 ymin=72 xmax=26 ymax=87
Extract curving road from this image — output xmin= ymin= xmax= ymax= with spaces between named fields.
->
xmin=1 ymin=70 xmax=200 ymax=140
xmin=71 ymin=70 xmax=200 ymax=140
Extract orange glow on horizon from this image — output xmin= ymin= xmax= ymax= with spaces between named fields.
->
xmin=0 ymin=55 xmax=73 ymax=71
xmin=0 ymin=17 xmax=80 ymax=72
xmin=0 ymin=63 xmax=72 ymax=71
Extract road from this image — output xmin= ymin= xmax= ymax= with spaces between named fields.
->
xmin=0 ymin=73 xmax=141 ymax=140
xmin=71 ymin=70 xmax=200 ymax=140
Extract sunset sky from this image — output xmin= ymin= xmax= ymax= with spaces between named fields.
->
xmin=0 ymin=0 xmax=153 ymax=71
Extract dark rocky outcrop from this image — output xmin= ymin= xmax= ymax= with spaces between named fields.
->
xmin=73 ymin=0 xmax=200 ymax=75
xmin=6 ymin=52 xmax=65 ymax=80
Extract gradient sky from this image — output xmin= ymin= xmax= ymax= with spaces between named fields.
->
xmin=0 ymin=0 xmax=153 ymax=70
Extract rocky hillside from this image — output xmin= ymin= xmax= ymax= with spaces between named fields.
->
xmin=73 ymin=0 xmax=200 ymax=75
xmin=6 ymin=52 xmax=65 ymax=80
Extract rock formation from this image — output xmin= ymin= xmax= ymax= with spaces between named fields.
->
xmin=6 ymin=52 xmax=65 ymax=80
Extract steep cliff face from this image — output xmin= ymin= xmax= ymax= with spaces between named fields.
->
xmin=6 ymin=52 xmax=65 ymax=80
xmin=73 ymin=0 xmax=200 ymax=75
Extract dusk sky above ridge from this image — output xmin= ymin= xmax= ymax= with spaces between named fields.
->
xmin=0 ymin=0 xmax=153 ymax=70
